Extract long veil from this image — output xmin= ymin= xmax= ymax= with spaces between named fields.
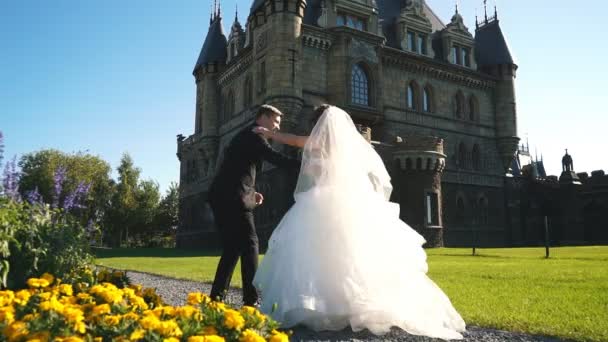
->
xmin=294 ymin=106 xmax=393 ymax=200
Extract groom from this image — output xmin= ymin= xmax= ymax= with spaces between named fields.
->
xmin=207 ymin=104 xmax=300 ymax=306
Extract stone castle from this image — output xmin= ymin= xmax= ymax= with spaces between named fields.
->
xmin=175 ymin=0 xmax=607 ymax=248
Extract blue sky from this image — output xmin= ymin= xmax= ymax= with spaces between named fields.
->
xmin=1 ymin=0 xmax=606 ymax=192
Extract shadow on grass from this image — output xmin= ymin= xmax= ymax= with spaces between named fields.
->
xmin=92 ymin=247 xmax=222 ymax=258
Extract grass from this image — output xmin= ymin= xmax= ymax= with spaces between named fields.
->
xmin=95 ymin=246 xmax=608 ymax=342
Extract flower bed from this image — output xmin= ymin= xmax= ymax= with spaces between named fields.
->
xmin=0 ymin=273 xmax=289 ymax=342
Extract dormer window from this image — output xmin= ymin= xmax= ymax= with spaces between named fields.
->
xmin=407 ymin=31 xmax=427 ymax=55
xmin=337 ymin=12 xmax=366 ymax=31
xmin=452 ymin=45 xmax=471 ymax=67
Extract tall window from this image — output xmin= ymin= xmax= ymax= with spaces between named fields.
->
xmin=407 ymin=83 xmax=416 ymax=109
xmin=408 ymin=31 xmax=416 ymax=52
xmin=462 ymin=47 xmax=471 ymax=67
xmin=452 ymin=46 xmax=460 ymax=64
xmin=417 ymin=34 xmax=427 ymax=55
xmin=426 ymin=192 xmax=439 ymax=226
xmin=469 ymin=95 xmax=478 ymax=121
xmin=454 ymin=91 xmax=465 ymax=118
xmin=259 ymin=61 xmax=266 ymax=93
xmin=423 ymin=86 xmax=432 ymax=112
xmin=351 ymin=64 xmax=369 ymax=106
xmin=244 ymin=76 xmax=253 ymax=108
xmin=472 ymin=144 xmax=481 ymax=170
xmin=458 ymin=142 xmax=467 ymax=169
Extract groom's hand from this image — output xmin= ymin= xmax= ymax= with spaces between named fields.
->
xmin=255 ymin=192 xmax=264 ymax=206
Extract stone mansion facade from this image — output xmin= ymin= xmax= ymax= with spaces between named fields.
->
xmin=176 ymin=0 xmax=524 ymax=248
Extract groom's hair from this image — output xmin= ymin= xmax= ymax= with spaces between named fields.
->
xmin=255 ymin=104 xmax=283 ymax=119
xmin=310 ymin=104 xmax=331 ymax=125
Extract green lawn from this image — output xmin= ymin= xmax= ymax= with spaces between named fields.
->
xmin=95 ymin=246 xmax=608 ymax=342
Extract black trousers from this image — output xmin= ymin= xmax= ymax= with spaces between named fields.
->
xmin=208 ymin=198 xmax=259 ymax=306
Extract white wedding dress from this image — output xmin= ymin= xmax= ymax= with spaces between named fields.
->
xmin=253 ymin=106 xmax=466 ymax=340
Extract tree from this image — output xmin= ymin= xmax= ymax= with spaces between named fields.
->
xmin=0 ymin=131 xmax=4 ymax=169
xmin=131 ymin=179 xmax=161 ymax=237
xmin=18 ymin=149 xmax=113 ymax=223
xmin=105 ymin=153 xmax=141 ymax=247
xmin=155 ymin=182 xmax=180 ymax=234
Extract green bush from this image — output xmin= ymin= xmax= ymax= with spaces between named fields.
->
xmin=0 ymin=198 xmax=94 ymax=289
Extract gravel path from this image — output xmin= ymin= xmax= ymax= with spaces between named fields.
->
xmin=126 ymin=271 xmax=566 ymax=342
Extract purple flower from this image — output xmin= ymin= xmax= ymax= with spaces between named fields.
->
xmin=25 ymin=186 xmax=43 ymax=204
xmin=53 ymin=166 xmax=67 ymax=208
xmin=63 ymin=180 xmax=91 ymax=211
xmin=0 ymin=131 xmax=4 ymax=167
xmin=2 ymin=156 xmax=21 ymax=202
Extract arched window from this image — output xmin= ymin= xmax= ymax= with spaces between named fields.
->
xmin=407 ymin=82 xmax=416 ymax=110
xmin=351 ymin=64 xmax=369 ymax=106
xmin=458 ymin=142 xmax=467 ymax=169
xmin=244 ymin=76 xmax=253 ymax=109
xmin=423 ymin=85 xmax=432 ymax=112
xmin=472 ymin=144 xmax=481 ymax=170
xmin=454 ymin=91 xmax=465 ymax=118
xmin=469 ymin=95 xmax=478 ymax=121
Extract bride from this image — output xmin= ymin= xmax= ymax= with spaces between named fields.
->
xmin=252 ymin=105 xmax=466 ymax=340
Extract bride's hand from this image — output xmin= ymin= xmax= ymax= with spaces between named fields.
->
xmin=253 ymin=126 xmax=274 ymax=139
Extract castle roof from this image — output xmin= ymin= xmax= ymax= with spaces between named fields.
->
xmin=252 ymin=0 xmax=444 ymax=48
xmin=193 ymin=15 xmax=228 ymax=73
xmin=474 ymin=19 xmax=515 ymax=66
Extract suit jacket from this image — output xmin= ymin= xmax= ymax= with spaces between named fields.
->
xmin=209 ymin=124 xmax=300 ymax=211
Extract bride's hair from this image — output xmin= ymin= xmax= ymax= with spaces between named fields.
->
xmin=310 ymin=104 xmax=331 ymax=126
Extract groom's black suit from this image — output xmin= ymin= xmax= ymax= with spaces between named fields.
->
xmin=208 ymin=123 xmax=299 ymax=305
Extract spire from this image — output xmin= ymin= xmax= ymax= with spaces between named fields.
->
xmin=455 ymin=0 xmax=459 ymax=14
xmin=217 ymin=0 xmax=222 ymax=18
xmin=483 ymin=0 xmax=488 ymax=23
xmin=235 ymin=3 xmax=238 ymax=22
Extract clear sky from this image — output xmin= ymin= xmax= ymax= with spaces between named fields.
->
xmin=1 ymin=0 xmax=606 ymax=192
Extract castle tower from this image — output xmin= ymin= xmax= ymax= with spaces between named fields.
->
xmin=227 ymin=8 xmax=245 ymax=63
xmin=248 ymin=0 xmax=307 ymax=130
xmin=189 ymin=5 xmax=228 ymax=173
xmin=475 ymin=4 xmax=519 ymax=173
xmin=391 ymin=136 xmax=447 ymax=247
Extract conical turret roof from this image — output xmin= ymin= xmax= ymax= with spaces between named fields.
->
xmin=193 ymin=15 xmax=228 ymax=73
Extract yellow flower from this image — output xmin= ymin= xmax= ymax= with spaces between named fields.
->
xmin=209 ymin=301 xmax=226 ymax=312
xmin=130 ymin=328 xmax=146 ymax=341
xmin=39 ymin=297 xmax=64 ymax=312
xmin=204 ymin=336 xmax=225 ymax=342
xmin=156 ymin=320 xmax=183 ymax=337
xmin=58 ymin=284 xmax=74 ymax=296
xmin=94 ymin=338 xmax=103 ymax=342
xmin=92 ymin=303 xmax=111 ymax=316
xmin=139 ymin=314 xmax=161 ymax=330
xmin=3 ymin=320 xmax=28 ymax=342
xmin=0 ymin=290 xmax=15 ymax=306
xmin=269 ymin=330 xmax=289 ymax=342
xmin=187 ymin=292 xmax=209 ymax=305
xmin=223 ymin=309 xmax=245 ymax=330
xmin=163 ymin=338 xmax=180 ymax=342
xmin=0 ymin=306 xmax=15 ymax=324
xmin=27 ymin=331 xmax=50 ymax=342
xmin=239 ymin=329 xmax=265 ymax=342
xmin=41 ymin=272 xmax=55 ymax=285
xmin=62 ymin=307 xmax=84 ymax=323
xmin=26 ymin=277 xmax=50 ymax=288
xmin=188 ymin=336 xmax=225 ymax=342
xmin=176 ymin=305 xmax=201 ymax=319
xmin=103 ymin=314 xmax=121 ymax=326
xmin=60 ymin=337 xmax=85 ymax=342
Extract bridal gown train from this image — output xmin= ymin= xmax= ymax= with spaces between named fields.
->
xmin=253 ymin=107 xmax=466 ymax=340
